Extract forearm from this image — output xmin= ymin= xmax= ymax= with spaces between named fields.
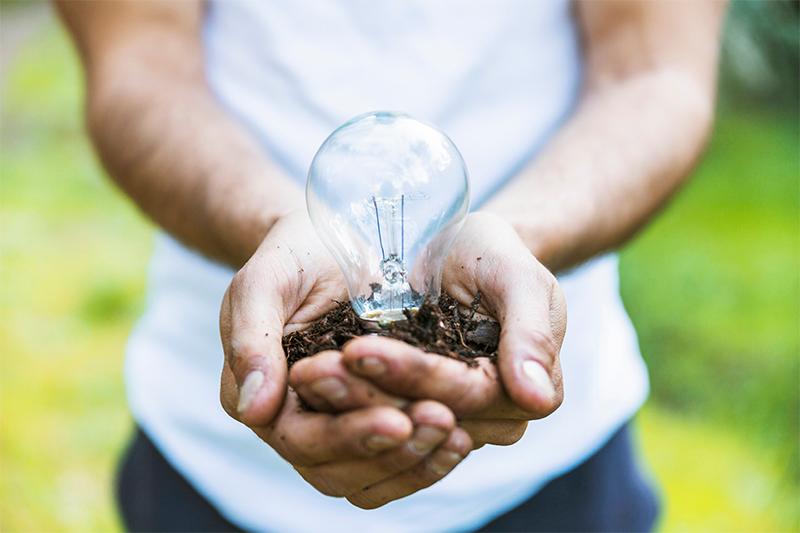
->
xmin=61 ymin=1 xmax=302 ymax=267
xmin=485 ymin=0 xmax=725 ymax=273
xmin=88 ymin=69 xmax=302 ymax=267
xmin=484 ymin=70 xmax=714 ymax=272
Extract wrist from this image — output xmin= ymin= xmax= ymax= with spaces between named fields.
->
xmin=477 ymin=209 xmax=562 ymax=272
xmin=228 ymin=184 xmax=304 ymax=266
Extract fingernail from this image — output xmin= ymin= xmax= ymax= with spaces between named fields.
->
xmin=356 ymin=357 xmax=386 ymax=376
xmin=522 ymin=360 xmax=556 ymax=401
xmin=237 ymin=370 xmax=264 ymax=414
xmin=310 ymin=377 xmax=348 ymax=402
xmin=408 ymin=426 xmax=446 ymax=455
xmin=364 ymin=435 xmax=401 ymax=452
xmin=429 ymin=451 xmax=463 ymax=476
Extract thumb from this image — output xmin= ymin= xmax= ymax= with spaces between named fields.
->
xmin=492 ymin=261 xmax=566 ymax=416
xmin=445 ymin=212 xmax=567 ymax=416
xmin=219 ymin=258 xmax=290 ymax=427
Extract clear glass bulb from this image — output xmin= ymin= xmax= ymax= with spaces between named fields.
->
xmin=307 ymin=111 xmax=470 ymax=326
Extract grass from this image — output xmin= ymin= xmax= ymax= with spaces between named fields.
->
xmin=619 ymin=102 xmax=800 ymax=531
xmin=1 ymin=21 xmax=798 ymax=533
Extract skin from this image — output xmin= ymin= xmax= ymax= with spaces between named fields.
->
xmin=57 ymin=0 xmax=726 ymax=511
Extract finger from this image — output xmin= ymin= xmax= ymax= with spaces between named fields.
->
xmin=295 ymin=400 xmax=455 ymax=497
xmin=342 ymin=336 xmax=520 ymax=418
xmin=493 ymin=270 xmax=566 ymax=417
xmin=347 ymin=427 xmax=473 ymax=509
xmin=289 ymin=350 xmax=408 ymax=412
xmin=458 ymin=419 xmax=528 ymax=448
xmin=220 ymin=262 xmax=289 ymax=427
xmin=260 ymin=392 xmax=413 ymax=466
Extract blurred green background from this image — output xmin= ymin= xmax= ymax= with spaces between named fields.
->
xmin=1 ymin=1 xmax=798 ymax=531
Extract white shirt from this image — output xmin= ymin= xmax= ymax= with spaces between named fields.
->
xmin=125 ymin=1 xmax=649 ymax=531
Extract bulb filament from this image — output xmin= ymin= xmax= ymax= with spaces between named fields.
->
xmin=371 ymin=194 xmax=406 ymax=282
xmin=371 ymin=194 xmax=410 ymax=315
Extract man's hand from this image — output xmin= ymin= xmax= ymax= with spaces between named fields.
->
xmin=219 ymin=210 xmax=345 ymax=424
xmin=219 ymin=210 xmax=473 ymax=508
xmin=290 ymin=212 xmax=567 ymax=448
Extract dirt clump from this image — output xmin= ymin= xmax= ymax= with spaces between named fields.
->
xmin=282 ymin=292 xmax=500 ymax=368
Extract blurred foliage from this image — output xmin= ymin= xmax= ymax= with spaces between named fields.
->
xmin=720 ymin=0 xmax=799 ymax=110
xmin=620 ymin=107 xmax=800 ymax=532
xmin=1 ymin=4 xmax=798 ymax=533
xmin=0 ymin=19 xmax=151 ymax=532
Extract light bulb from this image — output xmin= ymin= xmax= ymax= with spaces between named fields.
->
xmin=307 ymin=111 xmax=470 ymax=326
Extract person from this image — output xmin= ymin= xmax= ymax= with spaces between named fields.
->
xmin=57 ymin=0 xmax=726 ymax=531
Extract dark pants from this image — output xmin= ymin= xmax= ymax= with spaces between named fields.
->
xmin=117 ymin=423 xmax=659 ymax=532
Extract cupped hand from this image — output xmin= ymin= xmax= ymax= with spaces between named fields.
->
xmin=219 ymin=210 xmax=472 ymax=507
xmin=219 ymin=209 xmax=346 ymax=425
xmin=290 ymin=212 xmax=567 ymax=448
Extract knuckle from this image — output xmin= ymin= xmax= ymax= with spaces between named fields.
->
xmin=230 ymin=338 xmax=259 ymax=361
xmin=309 ymin=351 xmax=346 ymax=378
xmin=454 ymin=374 xmax=496 ymax=415
xmin=407 ymin=400 xmax=456 ymax=429
xmin=491 ymin=248 xmax=537 ymax=283
xmin=289 ymin=352 xmax=337 ymax=386
xmin=228 ymin=343 xmax=265 ymax=379
xmin=230 ymin=264 xmax=256 ymax=296
xmin=452 ymin=427 xmax=474 ymax=453
xmin=404 ymin=349 xmax=437 ymax=386
xmin=455 ymin=388 xmax=485 ymax=416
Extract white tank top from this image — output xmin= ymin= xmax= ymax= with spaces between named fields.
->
xmin=125 ymin=1 xmax=649 ymax=531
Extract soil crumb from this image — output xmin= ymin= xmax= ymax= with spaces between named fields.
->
xmin=283 ymin=293 xmax=500 ymax=368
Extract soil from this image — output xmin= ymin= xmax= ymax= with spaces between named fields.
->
xmin=282 ymin=292 xmax=500 ymax=368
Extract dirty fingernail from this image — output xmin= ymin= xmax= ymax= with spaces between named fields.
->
xmin=409 ymin=426 xmax=446 ymax=455
xmin=237 ymin=370 xmax=264 ymax=414
xmin=429 ymin=451 xmax=463 ymax=476
xmin=357 ymin=357 xmax=386 ymax=376
xmin=522 ymin=360 xmax=556 ymax=401
xmin=310 ymin=377 xmax=348 ymax=402
xmin=364 ymin=434 xmax=401 ymax=452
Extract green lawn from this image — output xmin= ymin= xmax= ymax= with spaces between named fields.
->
xmin=1 ymin=22 xmax=798 ymax=532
